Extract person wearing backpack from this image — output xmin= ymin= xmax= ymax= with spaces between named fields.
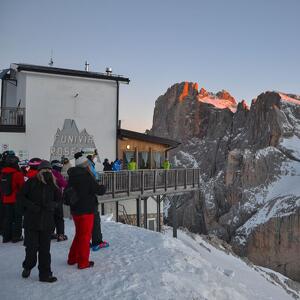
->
xmin=66 ymin=155 xmax=106 ymax=269
xmin=0 ymin=155 xmax=24 ymax=243
xmin=19 ymin=160 xmax=60 ymax=283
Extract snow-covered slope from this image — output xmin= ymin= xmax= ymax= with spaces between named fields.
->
xmin=0 ymin=218 xmax=298 ymax=300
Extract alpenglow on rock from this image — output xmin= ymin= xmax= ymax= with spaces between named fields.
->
xmin=151 ymin=82 xmax=300 ymax=282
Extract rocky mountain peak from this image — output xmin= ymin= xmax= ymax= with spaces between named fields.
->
xmin=151 ymin=86 xmax=300 ymax=282
xmin=178 ymin=82 xmax=199 ymax=101
xmin=216 ymin=90 xmax=236 ymax=104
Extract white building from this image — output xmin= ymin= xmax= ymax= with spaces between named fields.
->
xmin=0 ymin=63 xmax=129 ymax=162
xmin=0 ymin=63 xmax=178 ymax=231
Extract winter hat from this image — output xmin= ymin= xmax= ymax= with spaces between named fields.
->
xmin=19 ymin=159 xmax=29 ymax=167
xmin=75 ymin=156 xmax=89 ymax=167
xmin=38 ymin=160 xmax=52 ymax=171
xmin=74 ymin=151 xmax=84 ymax=160
xmin=51 ymin=160 xmax=63 ymax=171
xmin=5 ymin=155 xmax=20 ymax=169
xmin=29 ymin=157 xmax=42 ymax=167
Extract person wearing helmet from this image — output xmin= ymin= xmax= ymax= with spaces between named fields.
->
xmin=50 ymin=160 xmax=68 ymax=242
xmin=0 ymin=155 xmax=25 ymax=243
xmin=27 ymin=158 xmax=42 ymax=179
xmin=19 ymin=160 xmax=60 ymax=283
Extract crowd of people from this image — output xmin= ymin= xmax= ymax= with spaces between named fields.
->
xmin=0 ymin=149 xmax=109 ymax=283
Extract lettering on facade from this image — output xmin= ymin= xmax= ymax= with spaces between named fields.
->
xmin=50 ymin=119 xmax=97 ymax=161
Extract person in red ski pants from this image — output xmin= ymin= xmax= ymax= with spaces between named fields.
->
xmin=65 ymin=155 xmax=106 ymax=269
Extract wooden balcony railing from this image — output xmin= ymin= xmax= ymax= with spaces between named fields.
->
xmin=98 ymin=168 xmax=200 ymax=200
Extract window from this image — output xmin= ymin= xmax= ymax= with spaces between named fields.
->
xmin=123 ymin=151 xmax=135 ymax=168
xmin=138 ymin=152 xmax=149 ymax=169
xmin=152 ymin=152 xmax=163 ymax=168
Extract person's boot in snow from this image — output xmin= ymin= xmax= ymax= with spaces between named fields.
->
xmin=39 ymin=275 xmax=57 ymax=283
xmin=92 ymin=240 xmax=109 ymax=251
xmin=22 ymin=269 xmax=31 ymax=278
xmin=57 ymin=234 xmax=68 ymax=242
xmin=78 ymin=261 xmax=94 ymax=269
xmin=51 ymin=233 xmax=58 ymax=240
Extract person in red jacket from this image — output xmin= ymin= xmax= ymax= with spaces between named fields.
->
xmin=26 ymin=158 xmax=42 ymax=179
xmin=1 ymin=155 xmax=25 ymax=242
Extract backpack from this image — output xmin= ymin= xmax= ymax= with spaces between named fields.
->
xmin=0 ymin=173 xmax=13 ymax=196
xmin=62 ymin=186 xmax=79 ymax=206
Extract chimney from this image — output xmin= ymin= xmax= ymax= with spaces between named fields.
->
xmin=106 ymin=67 xmax=112 ymax=76
xmin=85 ymin=61 xmax=89 ymax=71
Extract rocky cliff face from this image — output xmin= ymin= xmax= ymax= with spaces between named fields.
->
xmin=151 ymin=82 xmax=300 ymax=281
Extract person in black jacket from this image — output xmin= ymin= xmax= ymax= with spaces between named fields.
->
xmin=67 ymin=156 xmax=106 ymax=269
xmin=19 ymin=160 xmax=61 ymax=283
xmin=103 ymin=158 xmax=112 ymax=171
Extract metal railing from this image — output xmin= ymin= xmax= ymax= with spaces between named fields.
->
xmin=98 ymin=169 xmax=200 ymax=198
xmin=0 ymin=107 xmax=25 ymax=126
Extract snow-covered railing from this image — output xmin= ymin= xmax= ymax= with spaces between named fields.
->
xmin=98 ymin=168 xmax=200 ymax=198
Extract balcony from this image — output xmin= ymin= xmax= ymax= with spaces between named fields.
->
xmin=0 ymin=107 xmax=25 ymax=132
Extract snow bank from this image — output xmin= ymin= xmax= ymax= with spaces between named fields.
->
xmin=0 ymin=219 xmax=297 ymax=300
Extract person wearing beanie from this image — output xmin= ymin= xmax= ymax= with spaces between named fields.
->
xmin=66 ymin=153 xmax=106 ymax=269
xmin=27 ymin=158 xmax=42 ymax=179
xmin=18 ymin=160 xmax=61 ymax=283
xmin=74 ymin=152 xmax=109 ymax=251
xmin=50 ymin=160 xmax=68 ymax=242
xmin=0 ymin=155 xmax=24 ymax=243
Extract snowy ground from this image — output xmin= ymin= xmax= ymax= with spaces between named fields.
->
xmin=0 ymin=217 xmax=298 ymax=300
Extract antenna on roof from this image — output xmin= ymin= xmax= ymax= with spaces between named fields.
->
xmin=85 ymin=61 xmax=89 ymax=71
xmin=48 ymin=49 xmax=54 ymax=67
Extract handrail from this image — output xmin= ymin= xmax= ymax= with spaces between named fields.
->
xmin=118 ymin=203 xmax=131 ymax=225
xmin=98 ymin=168 xmax=200 ymax=198
xmin=0 ymin=107 xmax=25 ymax=126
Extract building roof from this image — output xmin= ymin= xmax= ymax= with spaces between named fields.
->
xmin=0 ymin=69 xmax=10 ymax=80
xmin=118 ymin=129 xmax=180 ymax=148
xmin=11 ymin=63 xmax=130 ymax=83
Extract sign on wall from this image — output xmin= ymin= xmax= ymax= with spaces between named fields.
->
xmin=50 ymin=119 xmax=97 ymax=161
xmin=1 ymin=144 xmax=9 ymax=153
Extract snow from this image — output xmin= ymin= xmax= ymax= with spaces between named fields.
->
xmin=198 ymin=96 xmax=237 ymax=113
xmin=0 ymin=219 xmax=296 ymax=300
xmin=281 ymin=135 xmax=300 ymax=160
xmin=177 ymin=150 xmax=199 ymax=168
xmin=279 ymin=93 xmax=300 ymax=106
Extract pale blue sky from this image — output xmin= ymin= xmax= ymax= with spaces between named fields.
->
xmin=1 ymin=0 xmax=299 ymax=132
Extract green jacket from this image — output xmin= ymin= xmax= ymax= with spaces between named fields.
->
xmin=163 ymin=160 xmax=171 ymax=170
xmin=128 ymin=161 xmax=137 ymax=170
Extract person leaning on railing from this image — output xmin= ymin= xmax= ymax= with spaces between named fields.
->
xmin=162 ymin=159 xmax=171 ymax=170
xmin=127 ymin=158 xmax=137 ymax=171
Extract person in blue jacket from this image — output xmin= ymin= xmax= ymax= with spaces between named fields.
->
xmin=112 ymin=159 xmax=122 ymax=172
